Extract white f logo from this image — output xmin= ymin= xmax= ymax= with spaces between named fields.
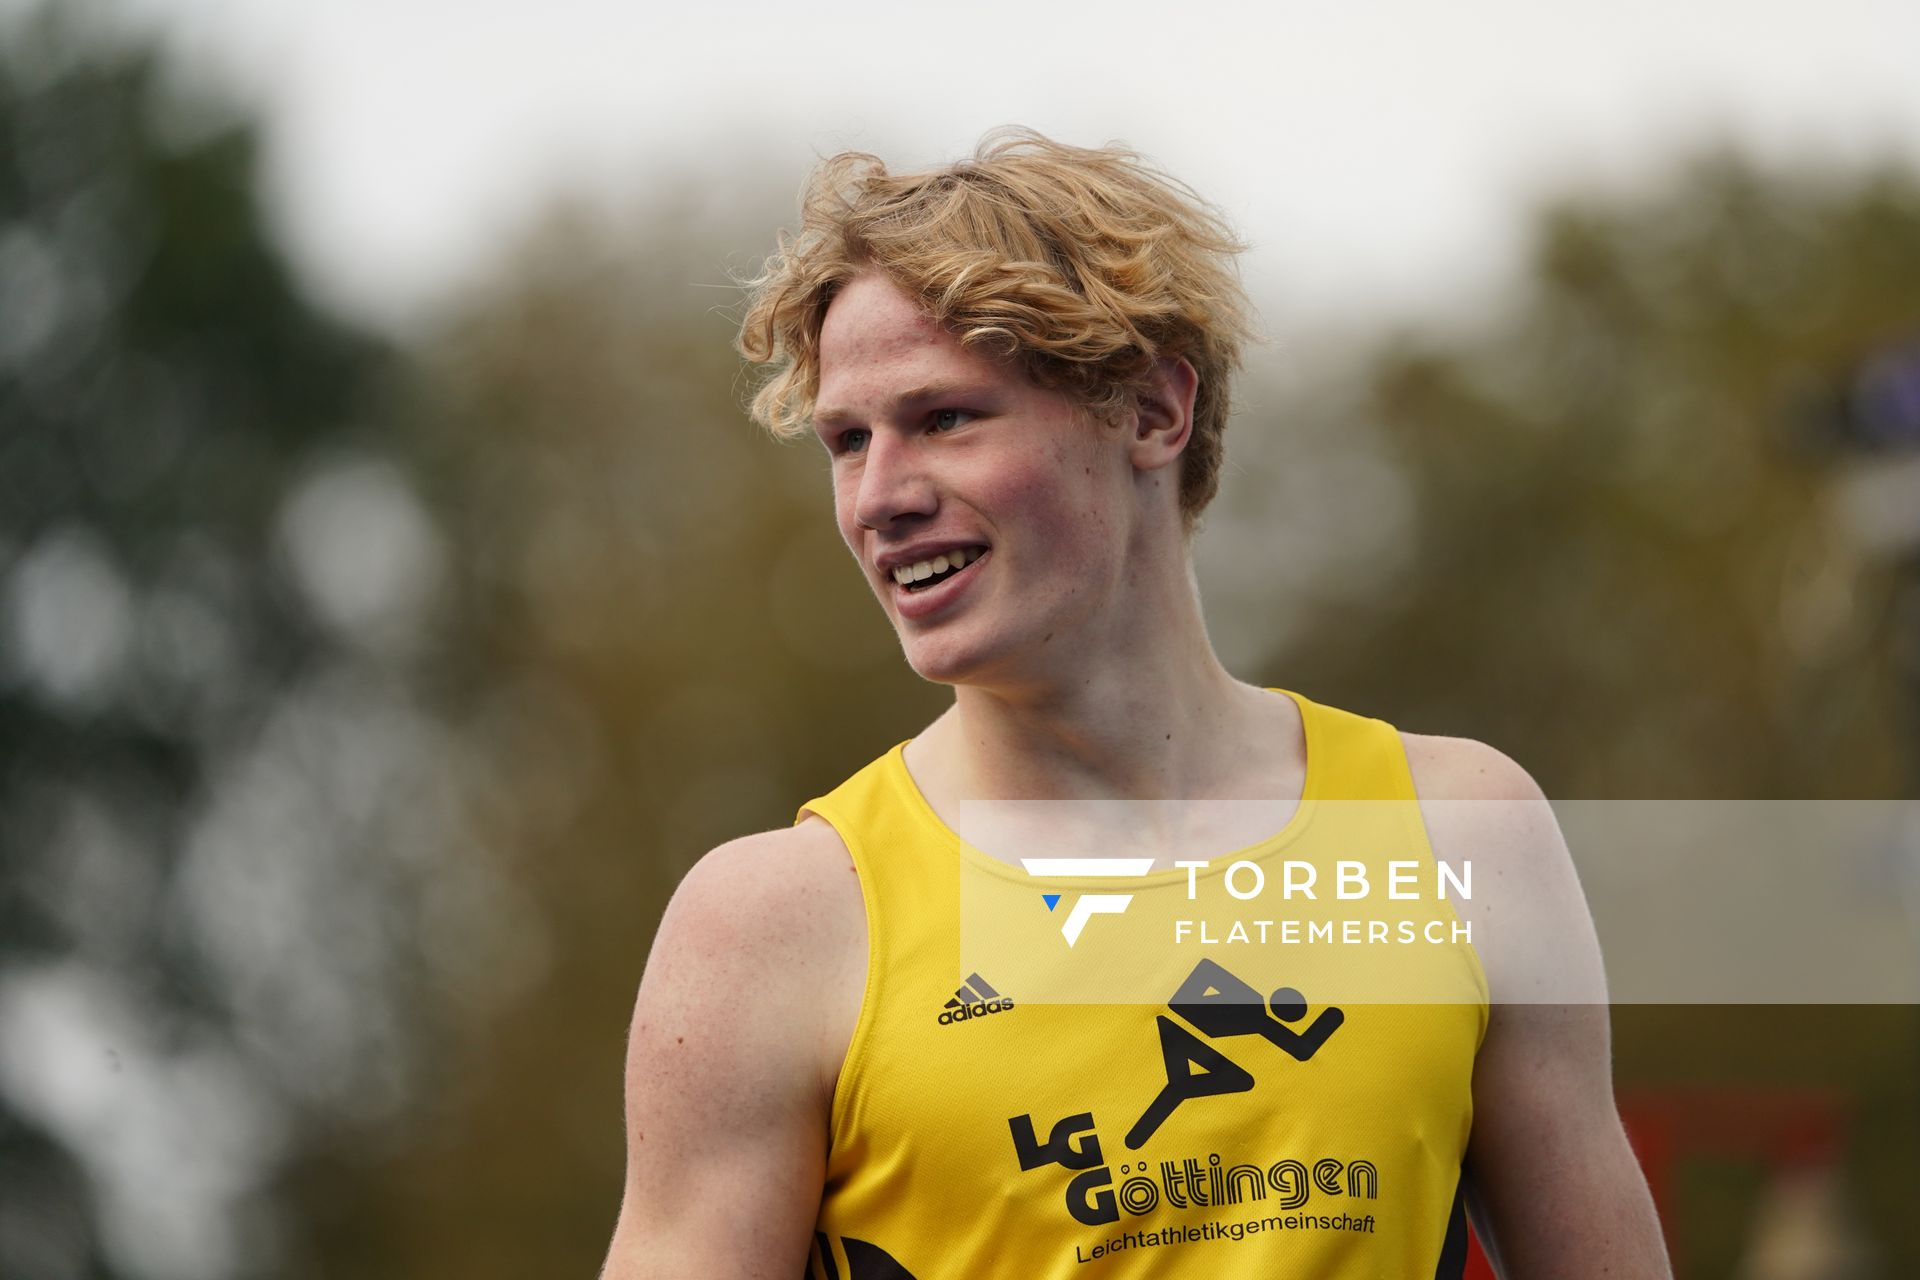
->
xmin=1020 ymin=857 xmax=1156 ymax=946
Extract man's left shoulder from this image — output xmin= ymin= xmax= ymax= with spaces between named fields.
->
xmin=1395 ymin=731 xmax=1572 ymax=904
xmin=1397 ymin=730 xmax=1546 ymax=804
xmin=1398 ymin=731 xmax=1602 ymax=1006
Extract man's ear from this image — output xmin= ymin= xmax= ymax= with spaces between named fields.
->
xmin=1129 ymin=355 xmax=1199 ymax=473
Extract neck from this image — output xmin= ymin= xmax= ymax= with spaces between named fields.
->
xmin=909 ymin=559 xmax=1291 ymax=804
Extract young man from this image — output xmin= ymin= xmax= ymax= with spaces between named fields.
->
xmin=601 ymin=131 xmax=1670 ymax=1278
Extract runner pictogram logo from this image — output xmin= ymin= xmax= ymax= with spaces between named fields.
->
xmin=937 ymin=972 xmax=1015 ymax=1025
xmin=1005 ymin=959 xmax=1357 ymax=1227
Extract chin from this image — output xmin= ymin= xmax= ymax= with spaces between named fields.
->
xmin=899 ymin=622 xmax=1051 ymax=690
xmin=899 ymin=643 xmax=979 ymax=687
xmin=896 ymin=629 xmax=999 ymax=687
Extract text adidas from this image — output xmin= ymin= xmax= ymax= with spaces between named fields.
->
xmin=938 ymin=997 xmax=1015 ymax=1025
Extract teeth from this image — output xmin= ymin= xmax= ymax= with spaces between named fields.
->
xmin=891 ymin=546 xmax=980 ymax=585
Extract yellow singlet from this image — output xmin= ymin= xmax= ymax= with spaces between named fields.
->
xmin=794 ymin=689 xmax=1488 ymax=1279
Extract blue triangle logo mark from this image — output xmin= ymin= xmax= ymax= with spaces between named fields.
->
xmin=1042 ymin=894 xmax=1062 ymax=912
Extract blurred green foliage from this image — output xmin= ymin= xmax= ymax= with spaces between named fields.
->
xmin=2 ymin=10 xmax=468 ymax=1279
xmin=1230 ymin=154 xmax=1920 ymax=798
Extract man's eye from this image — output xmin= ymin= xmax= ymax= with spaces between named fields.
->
xmin=838 ymin=429 xmax=869 ymax=454
xmin=932 ymin=409 xmax=973 ymax=431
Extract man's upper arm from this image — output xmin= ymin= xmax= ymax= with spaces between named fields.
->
xmin=601 ymin=822 xmax=860 ymax=1279
xmin=1405 ymin=733 xmax=1672 ymax=1279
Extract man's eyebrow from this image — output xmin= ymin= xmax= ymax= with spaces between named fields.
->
xmin=811 ymin=404 xmax=862 ymax=431
xmin=813 ymin=379 xmax=991 ymax=431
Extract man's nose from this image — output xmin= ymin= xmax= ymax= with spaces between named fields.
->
xmin=853 ymin=430 xmax=936 ymax=530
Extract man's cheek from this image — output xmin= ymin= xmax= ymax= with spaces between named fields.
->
xmin=832 ymin=497 xmax=861 ymax=557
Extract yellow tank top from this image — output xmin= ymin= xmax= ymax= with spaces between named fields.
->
xmin=795 ymin=689 xmax=1487 ymax=1279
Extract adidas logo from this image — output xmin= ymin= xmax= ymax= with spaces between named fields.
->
xmin=937 ymin=972 xmax=1014 ymax=1026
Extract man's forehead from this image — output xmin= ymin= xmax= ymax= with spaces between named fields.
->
xmin=815 ymin=275 xmax=1008 ymax=421
xmin=818 ymin=274 xmax=950 ymax=361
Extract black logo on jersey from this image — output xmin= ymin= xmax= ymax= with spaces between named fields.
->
xmin=1006 ymin=958 xmax=1350 ymax=1226
xmin=1129 ymin=958 xmax=1344 ymax=1146
xmin=1009 ymin=1111 xmax=1116 ymax=1225
xmin=937 ymin=972 xmax=1014 ymax=1025
xmin=808 ymin=1231 xmax=917 ymax=1279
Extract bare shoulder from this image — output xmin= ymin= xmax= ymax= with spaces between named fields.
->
xmin=641 ymin=815 xmax=866 ymax=1102
xmin=1405 ymin=725 xmax=1566 ymax=875
xmin=1396 ymin=743 xmax=1669 ymax=1275
xmin=1397 ymin=731 xmax=1603 ymax=1004
xmin=1398 ymin=731 xmax=1543 ymax=802
xmin=1397 ymin=731 xmax=1561 ymax=890
xmin=607 ymin=820 xmax=864 ymax=1274
xmin=663 ymin=815 xmax=862 ymax=947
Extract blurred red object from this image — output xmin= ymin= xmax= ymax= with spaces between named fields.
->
xmin=1461 ymin=1087 xmax=1844 ymax=1279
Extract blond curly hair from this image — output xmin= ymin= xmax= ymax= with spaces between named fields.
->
xmin=736 ymin=128 xmax=1256 ymax=529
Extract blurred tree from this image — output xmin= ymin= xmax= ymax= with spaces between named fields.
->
xmin=1236 ymin=151 xmax=1920 ymax=799
xmin=0 ymin=8 xmax=488 ymax=1278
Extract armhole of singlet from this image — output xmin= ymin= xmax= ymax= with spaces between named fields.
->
xmin=795 ymin=799 xmax=883 ymax=1164
xmin=1385 ymin=728 xmax=1494 ymax=1042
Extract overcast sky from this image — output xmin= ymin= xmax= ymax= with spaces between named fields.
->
xmin=83 ymin=0 xmax=1920 ymax=334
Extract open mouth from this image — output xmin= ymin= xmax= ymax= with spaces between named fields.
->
xmin=892 ymin=545 xmax=988 ymax=592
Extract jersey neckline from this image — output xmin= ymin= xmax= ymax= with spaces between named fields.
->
xmin=880 ymin=687 xmax=1324 ymax=888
